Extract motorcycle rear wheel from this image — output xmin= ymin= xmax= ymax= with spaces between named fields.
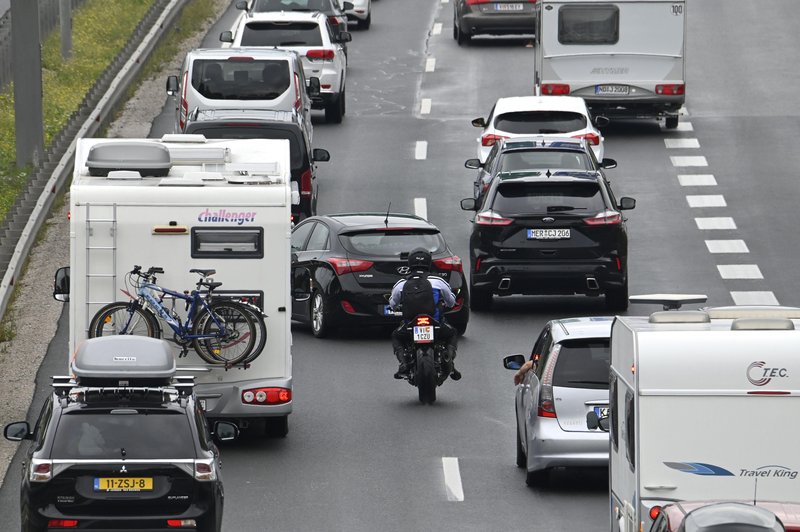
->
xmin=416 ymin=349 xmax=437 ymax=405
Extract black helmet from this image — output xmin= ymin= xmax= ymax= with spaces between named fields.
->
xmin=407 ymin=248 xmax=432 ymax=272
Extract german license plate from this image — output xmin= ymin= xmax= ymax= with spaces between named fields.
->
xmin=384 ymin=305 xmax=402 ymax=317
xmin=595 ymin=84 xmax=630 ymax=95
xmin=413 ymin=325 xmax=434 ymax=343
xmin=528 ymin=228 xmax=570 ymax=240
xmin=94 ymin=477 xmax=153 ymax=492
xmin=495 ymin=2 xmax=524 ymax=10
xmin=593 ymin=406 xmax=609 ymax=418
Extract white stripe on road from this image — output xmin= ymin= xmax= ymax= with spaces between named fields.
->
xmin=442 ymin=457 xmax=464 ymax=502
xmin=686 ymin=195 xmax=726 ymax=208
xmin=414 ymin=197 xmax=428 ymax=220
xmin=441 ymin=0 xmax=449 ymax=3
xmin=705 ymin=240 xmax=749 ymax=254
xmin=678 ymin=174 xmax=717 ymax=186
xmin=717 ymin=264 xmax=763 ymax=280
xmin=731 ymin=291 xmax=780 ymax=306
xmin=672 ymin=121 xmax=694 ymax=132
xmin=665 ymin=138 xmax=700 ymax=149
xmin=415 ymin=141 xmax=428 ymax=160
xmin=671 ymin=156 xmax=708 ymax=167
xmin=433 ymin=23 xmax=442 ymax=35
xmin=425 ymin=58 xmax=436 ymax=72
xmin=695 ymin=217 xmax=737 ymax=230
xmin=420 ymin=98 xmax=432 ymax=115
xmin=679 ymin=106 xmax=690 ymax=116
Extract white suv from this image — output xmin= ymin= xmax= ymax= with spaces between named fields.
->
xmin=221 ymin=11 xmax=351 ymax=123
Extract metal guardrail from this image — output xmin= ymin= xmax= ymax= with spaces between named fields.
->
xmin=0 ymin=0 xmax=190 ymax=321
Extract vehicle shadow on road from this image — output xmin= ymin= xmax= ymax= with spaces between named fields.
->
xmin=528 ymin=467 xmax=609 ymax=494
xmin=474 ymin=295 xmax=617 ymax=318
xmin=599 ymin=119 xmax=667 ymax=138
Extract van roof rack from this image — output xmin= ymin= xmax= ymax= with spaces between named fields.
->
xmin=629 ymin=294 xmax=708 ymax=310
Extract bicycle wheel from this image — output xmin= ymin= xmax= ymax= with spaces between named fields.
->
xmin=88 ymin=302 xmax=160 ymax=339
xmin=192 ymin=301 xmax=256 ymax=365
xmin=195 ymin=303 xmax=266 ymax=364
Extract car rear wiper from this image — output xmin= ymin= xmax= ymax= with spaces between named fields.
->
xmin=546 ymin=205 xmax=585 ymax=212
xmin=279 ymin=41 xmax=309 ymax=46
xmin=566 ymin=380 xmax=608 ymax=385
xmin=537 ymin=129 xmax=563 ymax=134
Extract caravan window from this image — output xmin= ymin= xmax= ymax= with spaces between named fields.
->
xmin=558 ymin=5 xmax=619 ymax=45
xmin=191 ymin=227 xmax=264 ymax=259
xmin=624 ymin=390 xmax=635 ymax=470
xmin=609 ymin=374 xmax=619 ymax=451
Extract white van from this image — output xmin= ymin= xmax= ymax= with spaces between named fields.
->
xmin=55 ymin=136 xmax=295 ymax=436
xmin=609 ymin=300 xmax=800 ymax=531
xmin=534 ymin=0 xmax=686 ymax=128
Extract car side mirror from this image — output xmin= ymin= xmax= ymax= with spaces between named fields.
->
xmin=165 ymin=75 xmax=179 ymax=96
xmin=312 ymin=148 xmax=330 ymax=162
xmin=53 ymin=266 xmax=70 ymax=302
xmin=594 ymin=115 xmax=610 ymax=128
xmin=586 ymin=411 xmax=610 ymax=432
xmin=618 ymin=197 xmax=636 ymax=210
xmin=342 ymin=1 xmax=354 ymax=9
xmin=471 ymin=117 xmax=486 ymax=128
xmin=307 ymin=77 xmax=321 ymax=98
xmin=503 ymin=354 xmax=526 ymax=370
xmin=460 ymin=198 xmax=477 ymax=211
xmin=600 ymin=158 xmax=617 ymax=169
xmin=4 ymin=421 xmax=32 ymax=441
xmin=336 ymin=31 xmax=352 ymax=43
xmin=235 ymin=0 xmax=247 ymax=9
xmin=464 ymin=158 xmax=482 ymax=170
xmin=219 ymin=31 xmax=233 ymax=43
xmin=212 ymin=421 xmax=239 ymax=442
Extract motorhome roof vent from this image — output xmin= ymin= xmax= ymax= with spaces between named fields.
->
xmin=229 ymin=162 xmax=281 ymax=176
xmin=169 ymin=146 xmax=229 ymax=165
xmin=226 ymin=175 xmax=279 ymax=185
xmin=649 ymin=310 xmax=710 ymax=323
xmin=184 ymin=171 xmax=225 ymax=181
xmin=161 ymin=134 xmax=207 ymax=143
xmin=106 ymin=170 xmax=143 ymax=180
xmin=707 ymin=306 xmax=800 ymax=319
xmin=86 ymin=142 xmax=171 ymax=177
xmin=158 ymin=177 xmax=205 ymax=187
xmin=629 ymin=293 xmax=708 ymax=310
xmin=731 ymin=318 xmax=795 ymax=331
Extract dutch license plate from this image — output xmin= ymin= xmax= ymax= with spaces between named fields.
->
xmin=413 ymin=325 xmax=434 ymax=343
xmin=528 ymin=228 xmax=570 ymax=240
xmin=593 ymin=406 xmax=609 ymax=418
xmin=384 ymin=305 xmax=402 ymax=317
xmin=495 ymin=2 xmax=524 ymax=10
xmin=595 ymin=84 xmax=630 ymax=95
xmin=94 ymin=477 xmax=153 ymax=492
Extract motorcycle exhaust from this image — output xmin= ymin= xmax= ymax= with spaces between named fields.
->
xmin=498 ymin=277 xmax=511 ymax=291
xmin=586 ymin=277 xmax=600 ymax=291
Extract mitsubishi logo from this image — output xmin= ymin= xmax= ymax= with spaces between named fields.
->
xmin=542 ymin=217 xmax=555 ymax=224
xmin=397 ymin=266 xmax=410 ymax=275
xmin=119 ymin=465 xmax=128 ymax=474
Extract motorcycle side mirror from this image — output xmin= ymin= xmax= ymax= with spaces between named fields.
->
xmin=503 ymin=354 xmax=526 ymax=370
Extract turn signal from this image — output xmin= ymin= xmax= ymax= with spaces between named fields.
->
xmin=475 ymin=211 xmax=513 ymax=226
xmin=328 ymin=257 xmax=374 ymax=275
xmin=433 ymin=256 xmax=463 ymax=272
xmin=584 ymin=211 xmax=622 ymax=225
xmin=242 ymin=387 xmax=292 ymax=405
xmin=649 ymin=506 xmax=662 ymax=520
xmin=167 ymin=519 xmax=197 ymax=528
xmin=481 ymin=133 xmax=508 ymax=147
xmin=573 ymin=132 xmax=601 ymax=145
xmin=655 ymin=84 xmax=684 ymax=95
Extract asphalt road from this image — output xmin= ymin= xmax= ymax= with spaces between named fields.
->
xmin=3 ymin=0 xmax=800 ymax=530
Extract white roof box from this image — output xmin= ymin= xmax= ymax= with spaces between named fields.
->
xmin=71 ymin=336 xmax=176 ymax=386
xmin=86 ymin=141 xmax=171 ymax=177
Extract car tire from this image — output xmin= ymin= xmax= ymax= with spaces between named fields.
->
xmin=455 ymin=19 xmax=471 ymax=46
xmin=341 ymin=87 xmax=346 ymax=116
xmin=515 ymin=413 xmax=526 ymax=468
xmin=358 ymin=12 xmax=371 ymax=30
xmin=310 ymin=291 xmax=330 ymax=338
xmin=665 ymin=115 xmax=679 ymax=129
xmin=264 ymin=415 xmax=289 ymax=438
xmin=605 ymin=279 xmax=629 ymax=311
xmin=454 ymin=320 xmax=467 ymax=336
xmin=325 ymin=92 xmax=344 ymax=124
xmin=525 ymin=467 xmax=550 ymax=487
xmin=469 ymin=284 xmax=492 ymax=311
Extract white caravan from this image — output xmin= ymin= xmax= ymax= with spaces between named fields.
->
xmin=609 ymin=302 xmax=800 ymax=532
xmin=60 ymin=136 xmax=294 ymax=436
xmin=534 ymin=0 xmax=686 ymax=128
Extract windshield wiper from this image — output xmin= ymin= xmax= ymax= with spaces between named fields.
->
xmin=537 ymin=129 xmax=563 ymax=134
xmin=547 ymin=205 xmax=586 ymax=212
xmin=279 ymin=41 xmax=308 ymax=46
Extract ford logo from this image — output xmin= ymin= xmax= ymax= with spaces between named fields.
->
xmin=397 ymin=266 xmax=410 ymax=275
xmin=542 ymin=217 xmax=555 ymax=224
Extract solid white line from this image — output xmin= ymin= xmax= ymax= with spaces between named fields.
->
xmin=441 ymin=0 xmax=449 ymax=3
xmin=665 ymin=138 xmax=700 ymax=149
xmin=420 ymin=98 xmax=432 ymax=115
xmin=678 ymin=174 xmax=717 ymax=186
xmin=415 ymin=141 xmax=428 ymax=160
xmin=731 ymin=291 xmax=779 ymax=306
xmin=717 ymin=264 xmax=763 ymax=280
xmin=695 ymin=217 xmax=736 ymax=230
xmin=414 ymin=197 xmax=428 ymax=220
xmin=671 ymin=156 xmax=708 ymax=167
xmin=433 ymin=23 xmax=443 ymax=35
xmin=425 ymin=58 xmax=436 ymax=72
xmin=686 ymin=195 xmax=726 ymax=208
xmin=705 ymin=240 xmax=749 ymax=254
xmin=442 ymin=457 xmax=464 ymax=502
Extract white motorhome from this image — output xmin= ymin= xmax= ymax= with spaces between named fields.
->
xmin=59 ymin=136 xmax=294 ymax=436
xmin=609 ymin=302 xmax=800 ymax=532
xmin=534 ymin=0 xmax=686 ymax=128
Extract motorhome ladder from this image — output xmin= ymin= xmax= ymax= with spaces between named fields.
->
xmin=84 ymin=203 xmax=117 ymax=335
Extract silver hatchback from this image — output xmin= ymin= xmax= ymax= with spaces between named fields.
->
xmin=503 ymin=316 xmax=612 ymax=486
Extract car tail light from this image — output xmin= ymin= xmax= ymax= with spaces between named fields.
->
xmin=242 ymin=387 xmax=292 ymax=405
xmin=481 ymin=133 xmax=508 ymax=147
xmin=30 ymin=459 xmax=52 ymax=482
xmin=180 ymin=71 xmax=189 ymax=130
xmin=655 ymin=84 xmax=684 ymax=95
xmin=614 ymin=255 xmax=622 ymax=271
xmin=649 ymin=506 xmax=662 ymax=520
xmin=541 ymin=83 xmax=570 ymax=95
xmin=307 ymin=49 xmax=335 ymax=61
xmin=466 ymin=0 xmax=492 ymax=4
xmin=167 ymin=519 xmax=197 ymax=528
xmin=573 ymin=132 xmax=601 ymax=145
xmin=538 ymin=344 xmax=560 ymax=418
xmin=341 ymin=300 xmax=356 ymax=314
xmin=327 ymin=16 xmax=340 ymax=26
xmin=475 ymin=211 xmax=513 ymax=226
xmin=294 ymin=72 xmax=302 ymax=111
xmin=451 ymin=296 xmax=463 ymax=312
xmin=433 ymin=255 xmax=463 ymax=272
xmin=474 ymin=257 xmax=482 ymax=272
xmin=328 ymin=257 xmax=374 ymax=275
xmin=300 ymin=168 xmax=313 ymax=197
xmin=193 ymin=459 xmax=216 ymax=481
xmin=47 ymin=520 xmax=78 ymax=528
xmin=584 ymin=210 xmax=622 ymax=225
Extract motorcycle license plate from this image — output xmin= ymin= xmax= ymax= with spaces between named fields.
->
xmin=413 ymin=325 xmax=434 ymax=343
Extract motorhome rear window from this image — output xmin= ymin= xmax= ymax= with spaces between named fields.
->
xmin=492 ymin=182 xmax=605 ymax=214
xmin=558 ymin=5 xmax=619 ymax=45
xmin=240 ymin=22 xmax=324 ymax=47
xmin=494 ymin=111 xmax=587 ymax=134
xmin=552 ymin=339 xmax=609 ymax=390
xmin=500 ymin=150 xmax=593 ymax=172
xmin=191 ymin=227 xmax=264 ymax=259
xmin=191 ymin=59 xmax=290 ymax=100
xmin=339 ymin=230 xmax=446 ymax=257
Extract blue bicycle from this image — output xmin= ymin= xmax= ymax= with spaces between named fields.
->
xmin=88 ymin=265 xmax=258 ymax=366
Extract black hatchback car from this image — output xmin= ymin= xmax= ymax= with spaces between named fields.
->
xmin=461 ymin=172 xmax=635 ymax=311
xmin=4 ymin=336 xmax=238 ymax=532
xmin=290 ymin=213 xmax=470 ymax=337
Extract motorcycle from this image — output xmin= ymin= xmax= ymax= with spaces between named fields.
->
xmin=401 ymin=314 xmax=453 ymax=405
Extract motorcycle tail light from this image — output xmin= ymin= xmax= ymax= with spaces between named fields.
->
xmin=415 ymin=316 xmax=431 ymax=326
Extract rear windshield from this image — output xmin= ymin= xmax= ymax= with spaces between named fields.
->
xmin=240 ymin=22 xmax=323 ymax=47
xmin=52 ymin=411 xmax=195 ymax=459
xmin=191 ymin=59 xmax=290 ymax=100
xmin=558 ymin=5 xmax=619 ymax=45
xmin=339 ymin=230 xmax=446 ymax=257
xmin=184 ymin=125 xmax=303 ymax=170
xmin=252 ymin=0 xmax=333 ymax=12
xmin=552 ymin=339 xmax=610 ymax=390
xmin=494 ymin=111 xmax=587 ymax=134
xmin=492 ymin=181 xmax=605 ymax=214
xmin=500 ymin=150 xmax=593 ymax=172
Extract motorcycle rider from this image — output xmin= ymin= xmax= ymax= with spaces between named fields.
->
xmin=388 ymin=248 xmax=461 ymax=381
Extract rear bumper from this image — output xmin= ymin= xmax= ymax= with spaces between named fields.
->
xmin=327 ymin=290 xmax=470 ymax=330
xmin=527 ymin=417 xmax=609 ymax=471
xmin=472 ymin=259 xmax=625 ymax=296
xmin=460 ymin=12 xmax=536 ymax=35
xmin=194 ymin=376 xmax=292 ymax=419
xmin=576 ymin=93 xmax=685 ymax=119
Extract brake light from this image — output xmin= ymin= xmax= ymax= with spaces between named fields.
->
xmin=416 ymin=316 xmax=431 ymax=325
xmin=193 ymin=459 xmax=216 ymax=481
xmin=180 ymin=71 xmax=189 ymax=130
xmin=341 ymin=300 xmax=356 ymax=314
xmin=327 ymin=16 xmax=341 ymax=26
xmin=328 ymin=257 xmax=374 ymax=275
xmin=475 ymin=211 xmax=513 ymax=226
xmin=649 ymin=506 xmax=662 ymax=520
xmin=542 ymin=83 xmax=570 ymax=95
xmin=300 ymin=168 xmax=313 ymax=197
xmin=242 ymin=387 xmax=292 ymax=405
xmin=481 ymin=133 xmax=508 ymax=147
xmin=433 ymin=256 xmax=463 ymax=273
xmin=294 ymin=72 xmax=302 ymax=111
xmin=584 ymin=211 xmax=622 ymax=225
xmin=655 ymin=83 xmax=685 ymax=95
xmin=615 ymin=255 xmax=622 ymax=271
xmin=573 ymin=132 xmax=601 ymax=146
xmin=465 ymin=0 xmax=492 ymax=4
xmin=538 ymin=344 xmax=560 ymax=418
xmin=226 ymin=56 xmax=254 ymax=62
xmin=167 ymin=519 xmax=197 ymax=528
xmin=475 ymin=257 xmax=482 ymax=272
xmin=30 ymin=459 xmax=52 ymax=482
xmin=47 ymin=520 xmax=78 ymax=528
xmin=307 ymin=49 xmax=335 ymax=61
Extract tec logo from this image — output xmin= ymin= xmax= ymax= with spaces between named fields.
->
xmin=747 ymin=361 xmax=788 ymax=386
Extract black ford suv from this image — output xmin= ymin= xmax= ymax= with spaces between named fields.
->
xmin=4 ymin=336 xmax=238 ymax=532
xmin=461 ymin=171 xmax=635 ymax=311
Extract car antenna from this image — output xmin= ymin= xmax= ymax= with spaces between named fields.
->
xmin=384 ymin=202 xmax=391 ymax=227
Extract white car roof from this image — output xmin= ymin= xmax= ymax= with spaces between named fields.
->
xmin=241 ymin=10 xmax=326 ymax=23
xmin=493 ymin=96 xmax=590 ymax=115
xmin=187 ymin=47 xmax=299 ymax=59
xmin=551 ymin=316 xmax=614 ymax=342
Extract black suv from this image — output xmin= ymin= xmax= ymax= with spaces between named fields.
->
xmin=4 ymin=336 xmax=238 ymax=532
xmin=460 ymin=171 xmax=635 ymax=311
xmin=184 ymin=108 xmax=330 ymax=220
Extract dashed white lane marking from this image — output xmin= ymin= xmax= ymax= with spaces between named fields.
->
xmin=441 ymin=0 xmax=449 ymax=3
xmin=671 ymin=155 xmax=708 ymax=167
xmin=705 ymin=240 xmax=749 ymax=254
xmin=717 ymin=264 xmax=763 ymax=280
xmin=442 ymin=457 xmax=464 ymax=502
xmin=425 ymin=58 xmax=436 ymax=72
xmin=665 ymin=138 xmax=700 ymax=149
xmin=420 ymin=98 xmax=432 ymax=115
xmin=415 ymin=141 xmax=428 ymax=160
xmin=678 ymin=174 xmax=717 ymax=186
xmin=686 ymin=195 xmax=726 ymax=208
xmin=673 ymin=122 xmax=694 ymax=132
xmin=433 ymin=23 xmax=442 ymax=35
xmin=695 ymin=217 xmax=737 ymax=230
xmin=414 ymin=197 xmax=428 ymax=220
xmin=731 ymin=291 xmax=780 ymax=306
xmin=679 ymin=106 xmax=690 ymax=116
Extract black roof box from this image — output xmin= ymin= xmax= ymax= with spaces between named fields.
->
xmin=86 ymin=141 xmax=172 ymax=177
xmin=71 ymin=336 xmax=176 ymax=387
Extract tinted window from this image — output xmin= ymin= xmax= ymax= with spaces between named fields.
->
xmin=552 ymin=339 xmax=609 ymax=389
xmin=191 ymin=59 xmax=290 ymax=100
xmin=625 ymin=390 xmax=635 ymax=469
xmin=610 ymin=374 xmax=619 ymax=451
xmin=339 ymin=230 xmax=446 ymax=257
xmin=492 ymin=181 xmax=605 ymax=214
xmin=306 ymin=223 xmax=329 ymax=251
xmin=240 ymin=22 xmax=323 ymax=47
xmin=252 ymin=0 xmax=334 ymax=12
xmin=291 ymin=221 xmax=315 ymax=251
xmin=500 ymin=150 xmax=593 ymax=172
xmin=185 ymin=125 xmax=304 ymax=170
xmin=52 ymin=411 xmax=195 ymax=459
xmin=494 ymin=111 xmax=587 ymax=134
xmin=558 ymin=5 xmax=619 ymax=45
xmin=191 ymin=227 xmax=263 ymax=259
